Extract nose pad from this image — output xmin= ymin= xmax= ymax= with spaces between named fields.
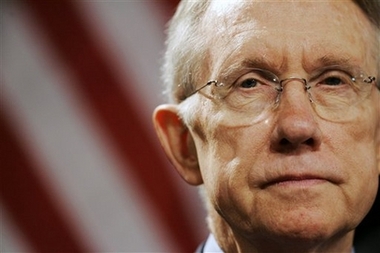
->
xmin=275 ymin=78 xmax=314 ymax=105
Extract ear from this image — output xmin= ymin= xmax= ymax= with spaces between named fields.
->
xmin=153 ymin=104 xmax=203 ymax=185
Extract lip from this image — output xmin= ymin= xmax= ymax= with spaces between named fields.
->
xmin=261 ymin=174 xmax=334 ymax=189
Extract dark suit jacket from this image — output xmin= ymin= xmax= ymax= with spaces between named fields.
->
xmin=354 ymin=181 xmax=380 ymax=253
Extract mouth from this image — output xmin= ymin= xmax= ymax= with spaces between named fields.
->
xmin=261 ymin=175 xmax=331 ymax=189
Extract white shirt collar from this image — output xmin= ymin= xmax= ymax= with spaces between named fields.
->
xmin=203 ymin=234 xmax=223 ymax=252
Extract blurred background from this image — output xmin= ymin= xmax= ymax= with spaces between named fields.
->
xmin=1 ymin=0 xmax=208 ymax=252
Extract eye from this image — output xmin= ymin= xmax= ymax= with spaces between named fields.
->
xmin=240 ymin=78 xmax=258 ymax=88
xmin=234 ymin=69 xmax=277 ymax=89
xmin=316 ymin=70 xmax=354 ymax=88
xmin=321 ymin=77 xmax=345 ymax=86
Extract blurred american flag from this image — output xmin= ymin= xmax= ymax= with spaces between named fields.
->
xmin=1 ymin=1 xmax=208 ymax=252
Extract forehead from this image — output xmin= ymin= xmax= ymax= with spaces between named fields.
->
xmin=207 ymin=0 xmax=366 ymax=27
xmin=202 ymin=0 xmax=376 ymax=75
xmin=206 ymin=0 xmax=371 ymax=34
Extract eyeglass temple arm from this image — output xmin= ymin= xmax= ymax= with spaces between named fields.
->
xmin=187 ymin=80 xmax=218 ymax=97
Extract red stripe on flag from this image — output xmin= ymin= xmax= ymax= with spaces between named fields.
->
xmin=24 ymin=0 xmax=199 ymax=251
xmin=0 ymin=102 xmax=91 ymax=253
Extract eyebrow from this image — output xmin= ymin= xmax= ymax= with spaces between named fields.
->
xmin=303 ymin=54 xmax=354 ymax=72
xmin=218 ymin=57 xmax=284 ymax=81
xmin=217 ymin=54 xmax=360 ymax=82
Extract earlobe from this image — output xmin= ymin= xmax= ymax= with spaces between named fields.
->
xmin=152 ymin=104 xmax=203 ymax=185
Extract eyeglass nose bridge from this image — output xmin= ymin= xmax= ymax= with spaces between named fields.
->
xmin=275 ymin=77 xmax=313 ymax=104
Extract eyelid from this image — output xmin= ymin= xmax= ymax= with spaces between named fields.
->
xmin=219 ymin=68 xmax=255 ymax=87
xmin=309 ymin=65 xmax=357 ymax=78
xmin=231 ymin=69 xmax=279 ymax=87
xmin=308 ymin=68 xmax=356 ymax=86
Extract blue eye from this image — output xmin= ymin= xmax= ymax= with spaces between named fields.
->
xmin=240 ymin=79 xmax=258 ymax=88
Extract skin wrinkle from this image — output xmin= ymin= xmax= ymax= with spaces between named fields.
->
xmin=205 ymin=0 xmax=378 ymax=77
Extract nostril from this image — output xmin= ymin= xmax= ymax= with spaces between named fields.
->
xmin=271 ymin=97 xmax=323 ymax=153
xmin=279 ymin=138 xmax=291 ymax=146
xmin=305 ymin=138 xmax=315 ymax=146
xmin=277 ymin=137 xmax=316 ymax=150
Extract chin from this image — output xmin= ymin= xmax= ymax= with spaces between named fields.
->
xmin=271 ymin=225 xmax=336 ymax=241
xmin=256 ymin=211 xmax=353 ymax=244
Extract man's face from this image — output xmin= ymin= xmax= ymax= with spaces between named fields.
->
xmin=187 ymin=0 xmax=380 ymax=244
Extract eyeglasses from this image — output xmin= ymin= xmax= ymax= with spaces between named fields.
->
xmin=183 ymin=66 xmax=377 ymax=124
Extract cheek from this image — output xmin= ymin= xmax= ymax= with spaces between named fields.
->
xmin=193 ymin=111 xmax=272 ymax=222
xmin=324 ymin=101 xmax=379 ymax=219
xmin=195 ymin=122 xmax=245 ymax=200
xmin=340 ymin=101 xmax=378 ymax=169
xmin=330 ymin=97 xmax=378 ymax=163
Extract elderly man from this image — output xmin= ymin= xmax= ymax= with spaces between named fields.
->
xmin=153 ymin=0 xmax=380 ymax=252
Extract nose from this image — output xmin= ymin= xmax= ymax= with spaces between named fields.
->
xmin=270 ymin=79 xmax=322 ymax=153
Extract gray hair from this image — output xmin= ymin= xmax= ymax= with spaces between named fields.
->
xmin=162 ymin=0 xmax=380 ymax=104
xmin=162 ymin=1 xmax=211 ymax=103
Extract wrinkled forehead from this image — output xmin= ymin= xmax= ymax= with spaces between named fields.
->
xmin=205 ymin=0 xmax=370 ymax=29
xmin=201 ymin=0 xmax=377 ymax=75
